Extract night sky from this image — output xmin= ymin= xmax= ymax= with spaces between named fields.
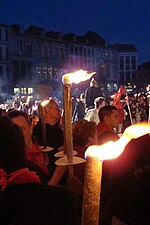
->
xmin=1 ymin=0 xmax=150 ymax=65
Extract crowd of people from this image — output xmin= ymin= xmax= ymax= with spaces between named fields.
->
xmin=0 ymin=80 xmax=150 ymax=225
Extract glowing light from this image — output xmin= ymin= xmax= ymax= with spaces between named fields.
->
xmin=85 ymin=122 xmax=150 ymax=161
xmin=41 ymin=99 xmax=49 ymax=107
xmin=62 ymin=69 xmax=95 ymax=85
xmin=82 ymin=122 xmax=150 ymax=225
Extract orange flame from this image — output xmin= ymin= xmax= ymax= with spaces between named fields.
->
xmin=41 ymin=100 xmax=49 ymax=107
xmin=85 ymin=123 xmax=150 ymax=161
xmin=62 ymin=69 xmax=96 ymax=84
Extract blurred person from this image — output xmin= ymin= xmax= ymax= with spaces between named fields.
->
xmin=33 ymin=98 xmax=64 ymax=149
xmin=97 ymin=105 xmax=120 ymax=144
xmin=0 ymin=116 xmax=82 ymax=225
xmin=85 ymin=78 xmax=103 ymax=110
xmin=67 ymin=119 xmax=98 ymax=193
xmin=84 ymin=96 xmax=106 ymax=124
xmin=112 ymin=86 xmax=126 ymax=134
xmin=72 ymin=93 xmax=86 ymax=122
xmin=8 ymin=110 xmax=66 ymax=185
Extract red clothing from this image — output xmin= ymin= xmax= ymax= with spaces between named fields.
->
xmin=96 ymin=122 xmax=119 ymax=145
xmin=96 ymin=122 xmax=114 ymax=135
xmin=113 ymin=85 xmax=125 ymax=123
xmin=26 ymin=144 xmax=49 ymax=175
xmin=0 ymin=168 xmax=41 ymax=191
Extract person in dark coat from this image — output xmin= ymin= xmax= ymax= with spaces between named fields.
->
xmin=72 ymin=93 xmax=86 ymax=122
xmin=85 ymin=78 xmax=103 ymax=110
xmin=33 ymin=98 xmax=63 ymax=149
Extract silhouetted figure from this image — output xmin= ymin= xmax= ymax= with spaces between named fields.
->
xmin=85 ymin=78 xmax=103 ymax=110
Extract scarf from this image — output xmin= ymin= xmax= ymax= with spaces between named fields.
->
xmin=26 ymin=144 xmax=49 ymax=175
xmin=0 ymin=168 xmax=41 ymax=191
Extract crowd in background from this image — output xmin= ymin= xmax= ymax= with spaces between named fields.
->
xmin=0 ymin=79 xmax=150 ymax=225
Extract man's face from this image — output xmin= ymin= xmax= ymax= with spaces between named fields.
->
xmin=108 ymin=110 xmax=120 ymax=128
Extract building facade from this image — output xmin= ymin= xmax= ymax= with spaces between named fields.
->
xmin=110 ymin=44 xmax=137 ymax=92
xmin=0 ymin=23 xmax=138 ymax=102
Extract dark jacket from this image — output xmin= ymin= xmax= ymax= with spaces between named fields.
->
xmin=33 ymin=119 xmax=64 ymax=149
xmin=85 ymin=86 xmax=103 ymax=109
xmin=0 ymin=183 xmax=82 ymax=225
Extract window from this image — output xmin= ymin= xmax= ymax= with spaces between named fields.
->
xmin=113 ymin=83 xmax=118 ymax=90
xmin=125 ymin=56 xmax=130 ymax=64
xmin=28 ymin=88 xmax=33 ymax=94
xmin=36 ymin=65 xmax=41 ymax=77
xmin=14 ymin=88 xmax=20 ymax=94
xmin=13 ymin=61 xmax=20 ymax=82
xmin=88 ymin=49 xmax=90 ymax=56
xmin=7 ymin=66 xmax=9 ymax=79
xmin=132 ymin=71 xmax=136 ymax=81
xmin=75 ymin=46 xmax=78 ymax=55
xmin=120 ymin=56 xmax=124 ymax=64
xmin=120 ymin=71 xmax=124 ymax=83
xmin=120 ymin=56 xmax=124 ymax=70
xmin=48 ymin=66 xmax=53 ymax=79
xmin=79 ymin=47 xmax=82 ymax=55
xmin=120 ymin=63 xmax=124 ymax=70
xmin=131 ymin=56 xmax=136 ymax=70
xmin=21 ymin=88 xmax=27 ymax=94
xmin=83 ymin=48 xmax=86 ymax=56
xmin=126 ymin=71 xmax=130 ymax=83
xmin=26 ymin=42 xmax=32 ymax=56
xmin=70 ymin=46 xmax=73 ymax=53
xmin=107 ymin=83 xmax=111 ymax=91
xmin=27 ymin=62 xmax=33 ymax=78
xmin=48 ymin=46 xmax=52 ymax=58
xmin=21 ymin=61 xmax=26 ymax=79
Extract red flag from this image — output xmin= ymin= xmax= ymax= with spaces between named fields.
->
xmin=113 ymin=86 xmax=125 ymax=109
xmin=112 ymin=86 xmax=126 ymax=123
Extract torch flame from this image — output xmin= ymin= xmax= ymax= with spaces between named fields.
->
xmin=62 ymin=69 xmax=96 ymax=85
xmin=41 ymin=100 xmax=49 ymax=107
xmin=85 ymin=123 xmax=150 ymax=161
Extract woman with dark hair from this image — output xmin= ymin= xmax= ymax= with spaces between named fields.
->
xmin=0 ymin=116 xmax=82 ymax=225
xmin=8 ymin=110 xmax=50 ymax=183
xmin=69 ymin=119 xmax=98 ymax=191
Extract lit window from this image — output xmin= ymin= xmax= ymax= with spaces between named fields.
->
xmin=28 ymin=88 xmax=33 ymax=94
xmin=14 ymin=88 xmax=20 ymax=94
xmin=113 ymin=83 xmax=118 ymax=90
xmin=107 ymin=83 xmax=111 ymax=91
xmin=21 ymin=88 xmax=27 ymax=94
